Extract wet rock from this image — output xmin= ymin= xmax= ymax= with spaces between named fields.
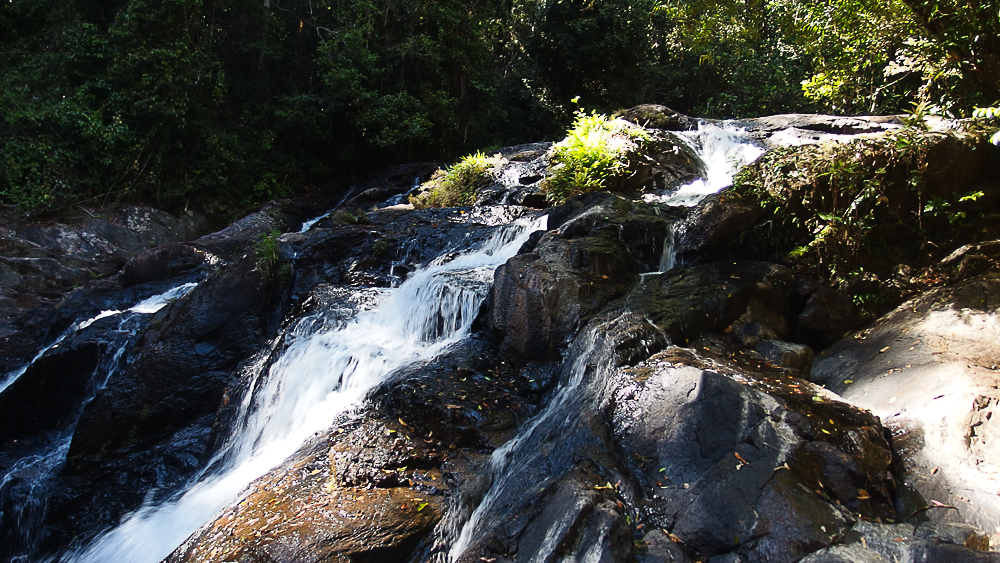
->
xmin=0 ymin=204 xmax=209 ymax=348
xmin=166 ymin=435 xmax=446 ymax=563
xmin=471 ymin=147 xmax=552 ymax=208
xmin=0 ymin=322 xmax=109 ymax=442
xmin=675 ymin=190 xmax=762 ymax=265
xmin=638 ymin=529 xmax=693 ymax=563
xmin=645 ymin=130 xmax=709 ymax=193
xmin=801 ymin=520 xmax=1000 ymax=563
xmin=755 ymin=339 xmax=814 ymax=376
xmin=68 ymin=254 xmax=290 ymax=473
xmin=611 ymin=346 xmax=896 ymax=562
xmin=792 ymin=276 xmax=859 ymax=350
xmin=734 ymin=321 xmax=779 ymax=347
xmin=120 ymin=242 xmax=207 ymax=287
xmin=625 ymin=260 xmax=793 ymax=346
xmin=489 ymin=235 xmax=640 ymax=362
xmin=619 ymin=104 xmax=699 ymax=132
xmin=344 ymin=162 xmax=442 ymax=207
xmin=503 ymin=478 xmax=633 ymax=563
xmin=191 ymin=204 xmax=292 ymax=260
xmin=40 ymin=253 xmax=293 ymax=547
xmin=489 ymin=193 xmax=686 ymax=362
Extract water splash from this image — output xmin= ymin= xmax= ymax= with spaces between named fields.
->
xmin=649 ymin=122 xmax=765 ymax=208
xmin=67 ymin=215 xmax=546 ymax=563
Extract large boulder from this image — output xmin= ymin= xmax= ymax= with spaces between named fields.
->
xmin=812 ymin=272 xmax=1000 ymax=533
xmin=489 ymin=193 xmax=681 ymax=362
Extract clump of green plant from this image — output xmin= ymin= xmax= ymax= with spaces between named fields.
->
xmin=410 ymin=152 xmax=504 ymax=208
xmin=541 ymin=107 xmax=652 ymax=204
xmin=733 ymin=124 xmax=1000 ymax=318
xmin=255 ymin=229 xmax=282 ymax=279
xmin=372 ymin=238 xmax=391 ymax=257
xmin=330 ymin=208 xmax=370 ymax=226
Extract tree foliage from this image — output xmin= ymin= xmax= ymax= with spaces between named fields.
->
xmin=1 ymin=0 xmax=997 ymax=217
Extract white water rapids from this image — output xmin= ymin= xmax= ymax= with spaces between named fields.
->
xmin=650 ymin=122 xmax=765 ymax=208
xmin=651 ymin=122 xmax=765 ymax=272
xmin=65 ymin=216 xmax=545 ymax=563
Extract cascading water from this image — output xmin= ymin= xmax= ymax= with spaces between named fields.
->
xmin=648 ymin=122 xmax=765 ymax=272
xmin=441 ymin=126 xmax=765 ymax=561
xmin=0 ymin=283 xmax=197 ymax=395
xmin=64 ymin=215 xmax=546 ymax=563
xmin=0 ymin=282 xmax=199 ymax=562
xmin=445 ymin=331 xmax=604 ymax=562
xmin=651 ymin=122 xmax=765 ymax=208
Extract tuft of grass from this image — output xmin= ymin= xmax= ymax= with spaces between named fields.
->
xmin=255 ymin=229 xmax=281 ymax=279
xmin=330 ymin=207 xmax=370 ymax=226
xmin=410 ymin=151 xmax=504 ymax=208
xmin=541 ymin=109 xmax=651 ymax=204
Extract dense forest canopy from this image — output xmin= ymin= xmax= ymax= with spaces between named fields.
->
xmin=1 ymin=0 xmax=998 ymax=218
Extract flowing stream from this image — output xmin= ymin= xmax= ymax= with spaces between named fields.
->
xmin=1 ymin=121 xmax=766 ymax=563
xmin=0 ymin=282 xmax=199 ymax=562
xmin=64 ymin=216 xmax=545 ymax=563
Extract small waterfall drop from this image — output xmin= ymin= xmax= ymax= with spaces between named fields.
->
xmin=649 ymin=122 xmax=765 ymax=208
xmin=66 ymin=216 xmax=546 ymax=563
xmin=444 ymin=325 xmax=623 ymax=563
xmin=658 ymin=223 xmax=677 ymax=272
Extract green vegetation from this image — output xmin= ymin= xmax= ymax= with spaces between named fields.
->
xmin=653 ymin=0 xmax=1000 ymax=116
xmin=542 ymin=110 xmax=652 ymax=204
xmin=410 ymin=152 xmax=504 ymax=208
xmin=732 ymin=124 xmax=999 ymax=317
xmin=973 ymin=107 xmax=1000 ymax=145
xmin=1 ymin=0 xmax=997 ymax=217
xmin=254 ymin=229 xmax=281 ymax=279
xmin=371 ymin=238 xmax=392 ymax=257
xmin=330 ymin=208 xmax=370 ymax=226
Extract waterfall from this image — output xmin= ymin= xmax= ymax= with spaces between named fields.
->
xmin=64 ymin=215 xmax=546 ymax=563
xmin=650 ymin=122 xmax=765 ymax=208
xmin=1 ymin=282 xmax=198 ymax=562
xmin=658 ymin=223 xmax=677 ymax=272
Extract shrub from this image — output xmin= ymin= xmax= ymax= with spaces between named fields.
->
xmin=541 ymin=109 xmax=651 ymax=204
xmin=372 ymin=238 xmax=392 ymax=257
xmin=410 ymin=151 xmax=505 ymax=208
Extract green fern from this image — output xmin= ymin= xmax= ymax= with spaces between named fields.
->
xmin=542 ymin=109 xmax=651 ymax=204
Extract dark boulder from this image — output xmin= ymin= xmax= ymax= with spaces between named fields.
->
xmin=675 ymin=190 xmax=762 ymax=265
xmin=120 ymin=243 xmax=207 ymax=288
xmin=489 ymin=193 xmax=684 ymax=362
xmin=620 ymin=104 xmax=699 ymax=132
xmin=626 ymin=260 xmax=793 ymax=346
xmin=67 ymin=255 xmax=290 ymax=474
